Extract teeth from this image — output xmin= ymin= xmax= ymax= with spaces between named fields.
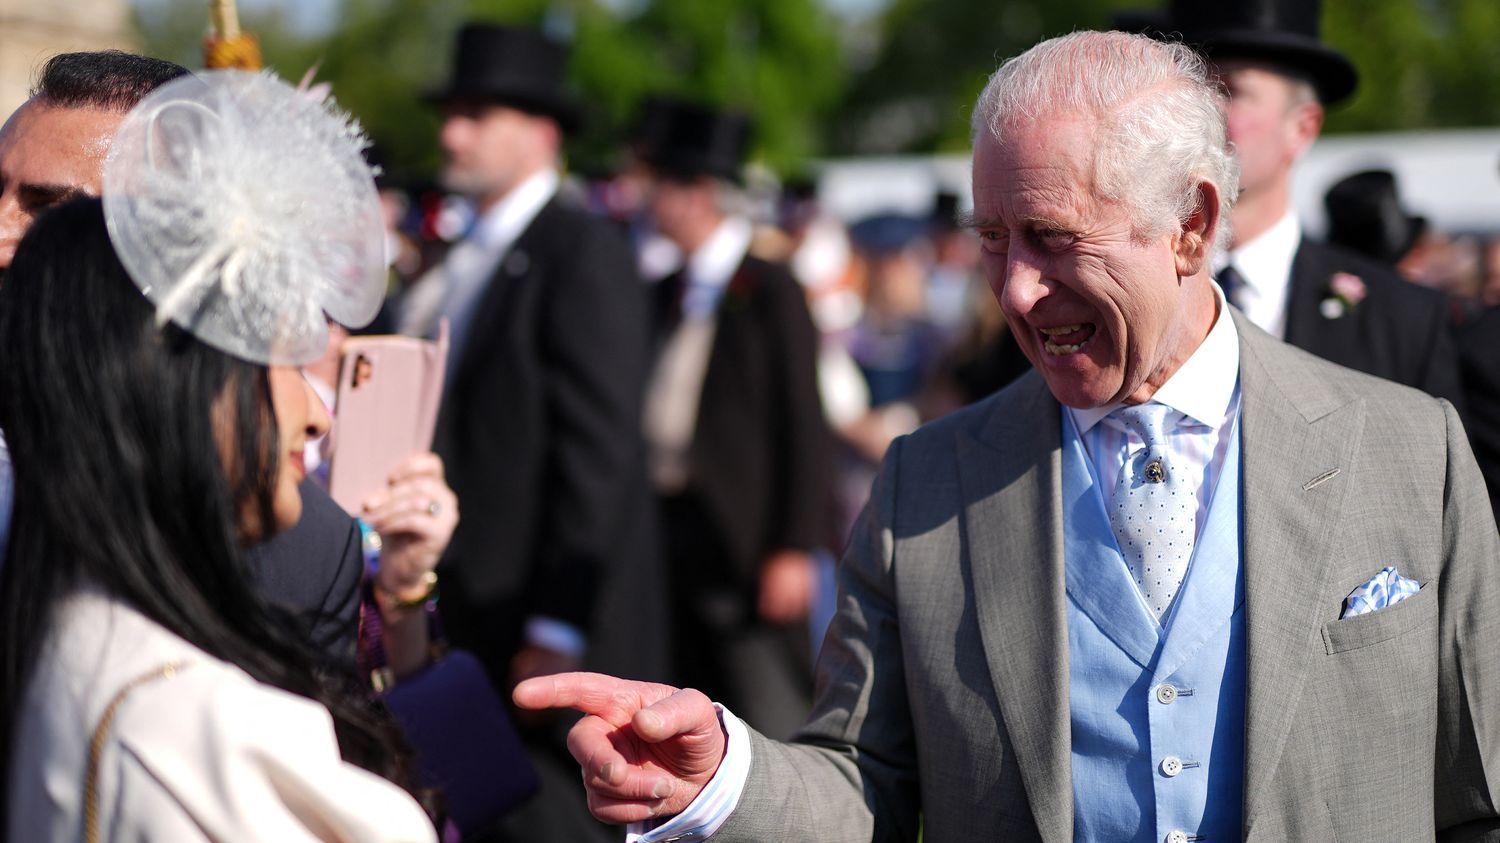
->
xmin=1039 ymin=324 xmax=1084 ymax=336
xmin=1044 ymin=340 xmax=1083 ymax=354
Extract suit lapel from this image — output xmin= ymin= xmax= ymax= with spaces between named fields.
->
xmin=1283 ymin=239 xmax=1359 ymax=363
xmin=448 ymin=200 xmax=552 ymax=395
xmin=1235 ymin=317 xmax=1366 ymax=830
xmin=958 ymin=374 xmax=1073 ymax=843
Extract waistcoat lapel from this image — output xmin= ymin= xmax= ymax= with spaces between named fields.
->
xmin=1059 ymin=411 xmax=1160 ymax=669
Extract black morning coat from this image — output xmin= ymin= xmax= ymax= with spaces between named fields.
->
xmin=429 ymin=194 xmax=667 ymax=688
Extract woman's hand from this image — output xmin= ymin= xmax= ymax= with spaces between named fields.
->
xmin=362 ymin=452 xmax=458 ymax=602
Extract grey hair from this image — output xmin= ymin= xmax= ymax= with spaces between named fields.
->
xmin=972 ymin=31 xmax=1240 ymax=255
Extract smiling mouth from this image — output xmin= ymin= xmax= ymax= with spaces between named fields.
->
xmin=1038 ymin=323 xmax=1096 ymax=355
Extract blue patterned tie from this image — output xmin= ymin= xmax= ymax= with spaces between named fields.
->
xmin=1108 ymin=404 xmax=1196 ymax=619
xmin=1215 ymin=264 xmax=1246 ymax=310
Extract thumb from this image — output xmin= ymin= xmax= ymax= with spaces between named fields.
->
xmin=633 ymin=687 xmax=719 ymax=744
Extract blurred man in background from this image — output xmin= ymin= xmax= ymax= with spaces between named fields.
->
xmin=638 ymin=100 xmax=832 ymax=741
xmin=403 ymin=22 xmax=663 ymax=842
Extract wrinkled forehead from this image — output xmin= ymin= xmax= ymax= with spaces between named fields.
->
xmin=970 ymin=117 xmax=1105 ymax=214
xmin=0 ymin=99 xmax=125 ymax=195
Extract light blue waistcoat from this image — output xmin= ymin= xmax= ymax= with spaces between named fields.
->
xmin=1063 ymin=409 xmax=1246 ymax=843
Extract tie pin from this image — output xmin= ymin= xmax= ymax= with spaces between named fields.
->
xmin=1144 ymin=458 xmax=1167 ymax=483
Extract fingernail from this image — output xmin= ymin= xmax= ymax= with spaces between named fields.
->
xmin=638 ymin=710 xmax=663 ymax=733
xmin=651 ymin=779 xmax=673 ymax=800
xmin=600 ymin=762 xmax=615 ymax=784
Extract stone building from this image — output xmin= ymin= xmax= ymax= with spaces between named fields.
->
xmin=0 ymin=0 xmax=136 ymax=118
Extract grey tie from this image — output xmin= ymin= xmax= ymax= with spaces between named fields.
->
xmin=1108 ymin=404 xmax=1196 ymax=619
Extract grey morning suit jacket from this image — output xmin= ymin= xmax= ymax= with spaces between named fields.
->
xmin=714 ymin=312 xmax=1500 ymax=842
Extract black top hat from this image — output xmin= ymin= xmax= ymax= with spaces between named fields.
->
xmin=1323 ymin=169 xmax=1426 ymax=265
xmin=634 ymin=100 xmax=751 ymax=184
xmin=1163 ymin=0 xmax=1358 ymax=105
xmin=425 ymin=23 xmax=581 ymax=132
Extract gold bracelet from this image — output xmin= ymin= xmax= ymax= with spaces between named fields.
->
xmin=375 ymin=571 xmax=438 ymax=611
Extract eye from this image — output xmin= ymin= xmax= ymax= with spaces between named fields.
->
xmin=976 ymin=228 xmax=1009 ymax=253
xmin=1029 ymin=227 xmax=1075 ymax=251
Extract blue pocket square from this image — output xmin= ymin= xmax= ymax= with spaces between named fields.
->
xmin=1341 ymin=566 xmax=1421 ymax=619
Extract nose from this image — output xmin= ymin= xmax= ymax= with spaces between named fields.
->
xmin=439 ymin=115 xmax=470 ymax=155
xmin=996 ymin=246 xmax=1051 ymax=319
xmin=0 ymin=197 xmax=23 ymax=271
xmin=302 ymin=376 xmax=331 ymax=439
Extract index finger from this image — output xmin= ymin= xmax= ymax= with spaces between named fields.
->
xmin=513 ymin=672 xmax=676 ymax=726
xmin=388 ymin=451 xmax=445 ymax=485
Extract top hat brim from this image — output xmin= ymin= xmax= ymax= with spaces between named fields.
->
xmin=1171 ymin=27 xmax=1358 ymax=105
xmin=422 ymin=82 xmax=582 ymax=133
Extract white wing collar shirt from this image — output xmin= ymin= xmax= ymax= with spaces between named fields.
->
xmin=1214 ymin=208 xmax=1300 ymax=339
xmin=624 ymin=283 xmax=1243 ymax=843
xmin=437 ymin=168 xmax=559 ymax=361
xmin=1069 ymin=281 xmax=1242 ymax=543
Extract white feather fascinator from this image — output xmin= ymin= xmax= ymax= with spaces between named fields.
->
xmin=102 ymin=70 xmax=385 ymax=366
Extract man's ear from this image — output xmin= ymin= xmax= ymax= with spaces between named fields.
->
xmin=1173 ymin=181 xmax=1220 ymax=277
xmin=1286 ymin=100 xmax=1323 ymax=159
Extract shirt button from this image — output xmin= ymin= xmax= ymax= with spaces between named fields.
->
xmin=1156 ymin=683 xmax=1179 ymax=704
xmin=1165 ymin=831 xmax=1189 ymax=843
xmin=1160 ymin=755 xmax=1184 ymax=777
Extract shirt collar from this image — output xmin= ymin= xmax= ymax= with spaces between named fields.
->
xmin=470 ymin=169 xmax=559 ymax=251
xmin=1069 ymin=281 xmax=1240 ymax=434
xmin=686 ymin=216 xmax=753 ymax=292
xmin=1219 ymin=208 xmax=1301 ymax=301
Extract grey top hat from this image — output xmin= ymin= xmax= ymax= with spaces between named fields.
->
xmin=425 ymin=23 xmax=581 ymax=132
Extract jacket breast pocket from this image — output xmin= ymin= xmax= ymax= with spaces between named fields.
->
xmin=1321 ymin=582 xmax=1437 ymax=655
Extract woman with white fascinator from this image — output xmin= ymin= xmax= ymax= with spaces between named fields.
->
xmin=0 ymin=71 xmax=441 ymax=841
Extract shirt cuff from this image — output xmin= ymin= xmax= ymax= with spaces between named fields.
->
xmin=624 ymin=704 xmax=751 ymax=843
xmin=524 ymin=616 xmax=587 ymax=657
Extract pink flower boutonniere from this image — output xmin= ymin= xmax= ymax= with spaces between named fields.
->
xmin=1320 ymin=272 xmax=1367 ymax=319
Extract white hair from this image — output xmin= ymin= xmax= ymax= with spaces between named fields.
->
xmin=971 ymin=30 xmax=1240 ymax=255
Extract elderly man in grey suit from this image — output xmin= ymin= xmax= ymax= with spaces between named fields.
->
xmin=516 ymin=30 xmax=1500 ymax=842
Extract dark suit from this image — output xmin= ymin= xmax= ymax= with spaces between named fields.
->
xmin=1282 ymin=239 xmax=1465 ymax=406
xmin=429 ymin=191 xmax=662 ymax=842
xmin=247 ymin=479 xmax=362 ymax=664
xmin=1459 ymin=305 xmax=1500 ymax=521
xmin=651 ymin=254 xmax=832 ymax=739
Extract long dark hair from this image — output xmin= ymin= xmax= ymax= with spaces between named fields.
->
xmin=0 ymin=200 xmax=425 ymax=825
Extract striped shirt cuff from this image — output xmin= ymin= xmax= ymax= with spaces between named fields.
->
xmin=625 ymin=704 xmax=751 ymax=842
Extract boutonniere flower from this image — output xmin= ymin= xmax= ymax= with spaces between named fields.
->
xmin=1319 ymin=272 xmax=1367 ymax=319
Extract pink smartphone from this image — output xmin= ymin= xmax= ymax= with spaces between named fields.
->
xmin=326 ymin=323 xmax=449 ymax=516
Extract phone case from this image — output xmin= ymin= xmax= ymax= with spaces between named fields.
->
xmin=326 ymin=322 xmax=449 ymax=516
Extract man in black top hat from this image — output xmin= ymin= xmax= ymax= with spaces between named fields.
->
xmin=405 ymin=22 xmax=664 ymax=841
xmin=1322 ymin=168 xmax=1427 ymax=267
xmin=636 ymin=99 xmax=832 ymax=741
xmin=1167 ymin=0 xmax=1465 ymax=404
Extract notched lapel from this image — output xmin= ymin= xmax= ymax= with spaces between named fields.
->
xmin=1237 ymin=330 xmax=1367 ymax=833
xmin=957 ymin=376 xmax=1073 ymax=843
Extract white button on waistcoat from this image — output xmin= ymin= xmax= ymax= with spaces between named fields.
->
xmin=1160 ymin=756 xmax=1184 ymax=777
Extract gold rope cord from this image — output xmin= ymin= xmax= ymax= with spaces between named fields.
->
xmin=204 ymin=0 xmax=262 ymax=70
xmin=83 ymin=661 xmax=189 ymax=843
